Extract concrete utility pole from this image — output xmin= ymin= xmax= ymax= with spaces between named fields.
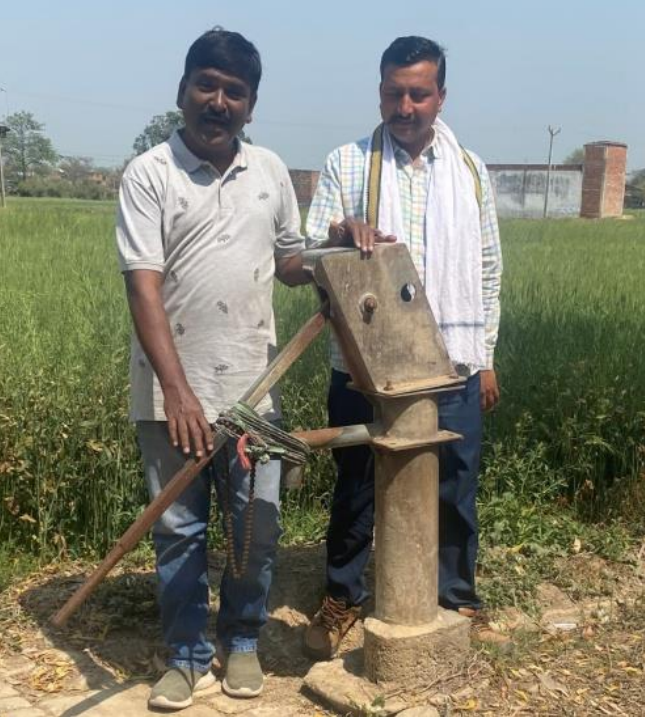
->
xmin=0 ymin=87 xmax=8 ymax=118
xmin=0 ymin=124 xmax=9 ymax=209
xmin=543 ymin=125 xmax=561 ymax=218
xmin=0 ymin=88 xmax=9 ymax=209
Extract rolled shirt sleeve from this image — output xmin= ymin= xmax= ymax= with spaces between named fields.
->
xmin=116 ymin=171 xmax=165 ymax=273
xmin=274 ymin=161 xmax=306 ymax=259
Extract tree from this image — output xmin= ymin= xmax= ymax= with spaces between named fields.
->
xmin=625 ymin=169 xmax=645 ymax=209
xmin=133 ymin=111 xmax=184 ymax=155
xmin=58 ymin=156 xmax=94 ymax=183
xmin=563 ymin=147 xmax=585 ymax=164
xmin=630 ymin=169 xmax=645 ymax=185
xmin=3 ymin=111 xmax=58 ymax=184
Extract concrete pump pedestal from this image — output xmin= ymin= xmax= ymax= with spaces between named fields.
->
xmin=302 ymin=245 xmax=473 ymax=710
xmin=364 ymin=609 xmax=470 ymax=684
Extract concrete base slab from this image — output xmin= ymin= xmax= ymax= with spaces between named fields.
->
xmin=39 ymin=683 xmax=217 ymax=717
xmin=304 ymin=656 xmax=408 ymax=716
xmin=364 ymin=608 xmax=470 ymax=683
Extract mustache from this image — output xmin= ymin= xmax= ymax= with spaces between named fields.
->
xmin=201 ymin=111 xmax=228 ymax=123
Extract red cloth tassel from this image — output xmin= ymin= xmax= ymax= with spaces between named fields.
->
xmin=236 ymin=434 xmax=253 ymax=472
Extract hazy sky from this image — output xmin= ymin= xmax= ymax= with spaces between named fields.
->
xmin=1 ymin=0 xmax=642 ymax=171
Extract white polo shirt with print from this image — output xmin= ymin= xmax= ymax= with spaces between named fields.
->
xmin=116 ymin=131 xmax=304 ymax=423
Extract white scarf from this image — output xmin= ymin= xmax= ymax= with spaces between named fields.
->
xmin=364 ymin=119 xmax=486 ymax=370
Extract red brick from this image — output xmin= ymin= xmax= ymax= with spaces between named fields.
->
xmin=581 ymin=142 xmax=627 ymax=218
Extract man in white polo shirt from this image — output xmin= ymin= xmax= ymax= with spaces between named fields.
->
xmin=116 ymin=28 xmax=325 ymax=709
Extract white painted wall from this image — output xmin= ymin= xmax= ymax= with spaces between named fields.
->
xmin=489 ymin=167 xmax=583 ymax=218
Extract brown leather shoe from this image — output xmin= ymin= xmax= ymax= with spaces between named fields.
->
xmin=458 ymin=607 xmax=513 ymax=651
xmin=304 ymin=595 xmax=362 ymax=661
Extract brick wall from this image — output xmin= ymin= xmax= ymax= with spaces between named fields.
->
xmin=289 ymin=169 xmax=320 ymax=207
xmin=603 ymin=144 xmax=628 ymax=216
xmin=580 ymin=142 xmax=627 ymax=218
xmin=290 ymin=141 xmax=628 ymax=219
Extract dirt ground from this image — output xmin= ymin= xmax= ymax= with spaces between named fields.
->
xmin=1 ymin=543 xmax=644 ymax=716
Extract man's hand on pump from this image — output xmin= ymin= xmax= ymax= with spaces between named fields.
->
xmin=327 ymin=219 xmax=396 ymax=256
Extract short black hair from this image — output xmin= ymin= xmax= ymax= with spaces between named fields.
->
xmin=380 ymin=36 xmax=446 ymax=90
xmin=184 ymin=27 xmax=262 ymax=93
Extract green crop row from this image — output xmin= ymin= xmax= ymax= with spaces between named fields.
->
xmin=1 ymin=198 xmax=643 ymax=561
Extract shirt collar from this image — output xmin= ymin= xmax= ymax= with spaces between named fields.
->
xmin=169 ymin=130 xmax=248 ymax=175
xmin=389 ymin=125 xmax=440 ymax=165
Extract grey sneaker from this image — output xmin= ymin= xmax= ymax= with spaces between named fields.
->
xmin=148 ymin=666 xmax=216 ymax=710
xmin=222 ymin=651 xmax=263 ymax=698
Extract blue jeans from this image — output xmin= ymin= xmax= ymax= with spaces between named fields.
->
xmin=137 ymin=422 xmax=281 ymax=671
xmin=326 ymin=370 xmax=483 ymax=611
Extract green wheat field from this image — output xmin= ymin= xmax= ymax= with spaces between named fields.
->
xmin=1 ymin=198 xmax=644 ymax=573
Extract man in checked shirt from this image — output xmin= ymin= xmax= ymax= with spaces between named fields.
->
xmin=303 ymin=35 xmax=505 ymax=660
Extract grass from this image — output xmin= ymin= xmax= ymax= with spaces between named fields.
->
xmin=0 ymin=198 xmax=139 ymax=558
xmin=0 ymin=197 xmax=333 ymax=561
xmin=1 ymin=198 xmax=644 ymax=602
xmin=485 ymin=216 xmax=645 ymax=518
xmin=0 ymin=543 xmax=39 ymax=593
